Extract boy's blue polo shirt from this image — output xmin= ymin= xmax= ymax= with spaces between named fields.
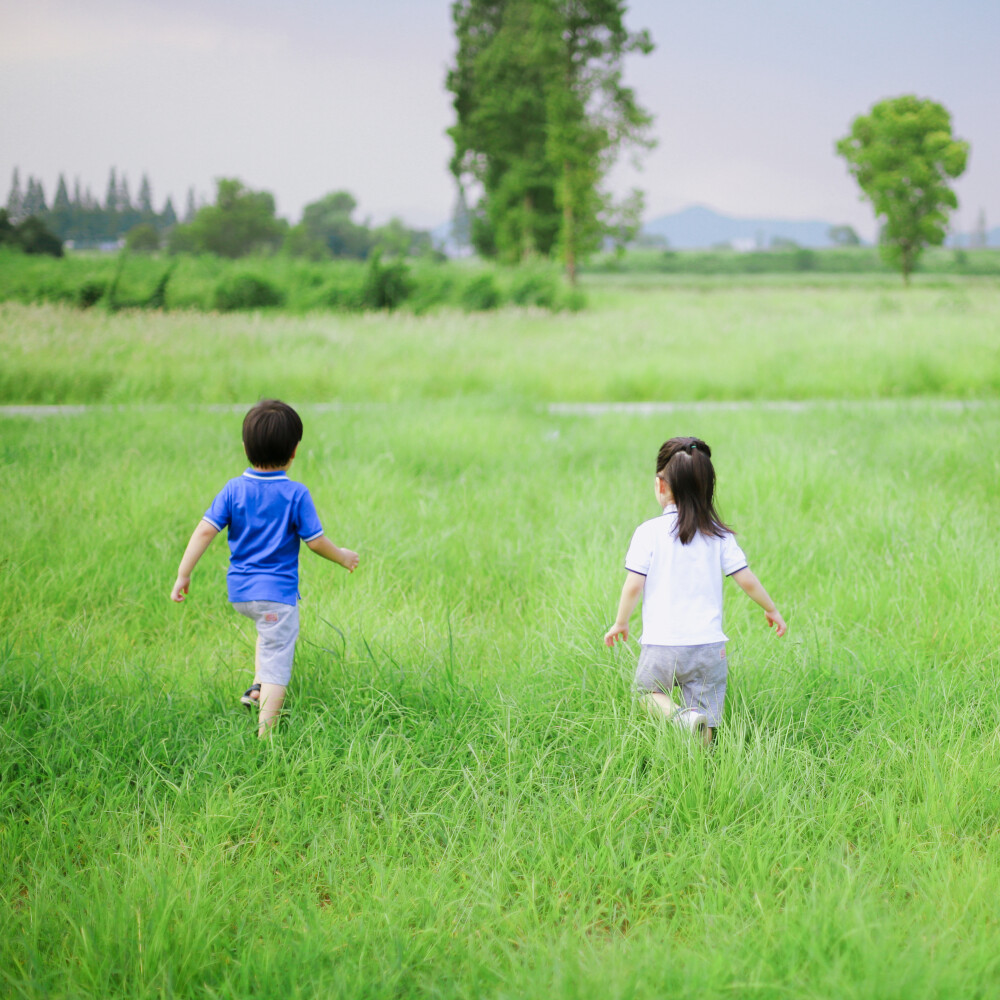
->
xmin=203 ymin=469 xmax=324 ymax=605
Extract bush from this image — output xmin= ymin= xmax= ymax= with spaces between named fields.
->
xmin=125 ymin=224 xmax=161 ymax=254
xmin=460 ymin=272 xmax=502 ymax=312
xmin=212 ymin=273 xmax=285 ymax=311
xmin=362 ymin=253 xmax=412 ymax=310
xmin=76 ymin=280 xmax=107 ymax=309
xmin=508 ymin=268 xmax=558 ymax=308
xmin=12 ymin=216 xmax=63 ymax=257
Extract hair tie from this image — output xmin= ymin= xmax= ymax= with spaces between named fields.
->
xmin=689 ymin=442 xmax=697 ymax=452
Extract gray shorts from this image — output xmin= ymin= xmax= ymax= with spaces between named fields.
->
xmin=635 ymin=642 xmax=728 ymax=728
xmin=233 ymin=600 xmax=299 ymax=687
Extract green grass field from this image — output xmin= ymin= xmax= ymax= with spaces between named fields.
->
xmin=3 ymin=278 xmax=999 ymax=998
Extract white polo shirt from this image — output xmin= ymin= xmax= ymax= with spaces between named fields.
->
xmin=624 ymin=505 xmax=747 ymax=645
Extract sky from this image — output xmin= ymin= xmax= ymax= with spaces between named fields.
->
xmin=1 ymin=0 xmax=997 ymax=241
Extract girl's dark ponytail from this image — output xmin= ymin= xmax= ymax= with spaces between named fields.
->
xmin=656 ymin=437 xmax=731 ymax=544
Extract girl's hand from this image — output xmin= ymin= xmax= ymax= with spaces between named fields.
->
xmin=604 ymin=623 xmax=629 ymax=647
xmin=765 ymin=609 xmax=787 ymax=637
xmin=170 ymin=576 xmax=191 ymax=602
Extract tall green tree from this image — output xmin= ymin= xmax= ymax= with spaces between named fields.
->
xmin=448 ymin=0 xmax=558 ymax=262
xmin=837 ymin=96 xmax=969 ymax=284
xmin=447 ymin=0 xmax=653 ymax=281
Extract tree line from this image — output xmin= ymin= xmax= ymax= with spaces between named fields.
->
xmin=2 ymin=168 xmax=436 ymax=262
xmin=5 ymin=167 xmax=182 ymax=247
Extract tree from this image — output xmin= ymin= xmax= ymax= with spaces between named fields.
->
xmin=178 ymin=178 xmax=286 ymax=258
xmin=138 ymin=174 xmax=154 ymax=216
xmin=837 ymin=96 xmax=969 ymax=284
xmin=125 ymin=223 xmax=161 ymax=253
xmin=6 ymin=168 xmax=24 ymax=223
xmin=603 ymin=187 xmax=645 ymax=257
xmin=23 ymin=177 xmax=47 ymax=217
xmin=105 ymin=168 xmax=119 ymax=212
xmin=450 ymin=185 xmax=473 ymax=255
xmin=9 ymin=214 xmax=63 ymax=257
xmin=160 ymin=196 xmax=178 ymax=230
xmin=828 ymin=224 xmax=861 ymax=247
xmin=295 ymin=191 xmax=371 ymax=258
xmin=447 ymin=0 xmax=654 ymax=281
xmin=970 ymin=209 xmax=987 ymax=249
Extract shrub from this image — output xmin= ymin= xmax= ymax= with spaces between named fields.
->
xmin=212 ymin=273 xmax=285 ymax=311
xmin=125 ymin=224 xmax=161 ymax=254
xmin=460 ymin=272 xmax=502 ymax=312
xmin=508 ymin=268 xmax=558 ymax=308
xmin=76 ymin=280 xmax=107 ymax=309
xmin=362 ymin=253 xmax=412 ymax=310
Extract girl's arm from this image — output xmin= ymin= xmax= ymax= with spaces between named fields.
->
xmin=730 ymin=567 xmax=786 ymax=636
xmin=170 ymin=520 xmax=219 ymax=601
xmin=306 ymin=534 xmax=359 ymax=572
xmin=604 ymin=571 xmax=646 ymax=646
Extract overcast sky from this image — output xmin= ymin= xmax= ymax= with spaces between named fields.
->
xmin=2 ymin=0 xmax=997 ymax=240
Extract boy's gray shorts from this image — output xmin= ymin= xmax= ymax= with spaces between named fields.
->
xmin=635 ymin=642 xmax=728 ymax=728
xmin=233 ymin=600 xmax=299 ymax=687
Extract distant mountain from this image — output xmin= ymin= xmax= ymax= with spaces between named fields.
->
xmin=642 ymin=205 xmax=853 ymax=250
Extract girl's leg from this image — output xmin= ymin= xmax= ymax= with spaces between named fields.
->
xmin=257 ymin=683 xmax=286 ymax=738
xmin=642 ymin=691 xmax=681 ymax=719
xmin=643 ymin=691 xmax=712 ymax=745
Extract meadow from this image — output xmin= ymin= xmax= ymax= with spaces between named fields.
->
xmin=2 ymin=276 xmax=1000 ymax=998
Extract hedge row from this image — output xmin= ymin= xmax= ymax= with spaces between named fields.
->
xmin=0 ymin=249 xmax=585 ymax=314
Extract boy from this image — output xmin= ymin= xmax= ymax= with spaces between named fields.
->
xmin=170 ymin=399 xmax=359 ymax=737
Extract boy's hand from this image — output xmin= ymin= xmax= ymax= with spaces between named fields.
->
xmin=339 ymin=548 xmax=359 ymax=572
xmin=170 ymin=576 xmax=191 ymax=602
xmin=604 ymin=623 xmax=629 ymax=647
xmin=765 ymin=609 xmax=787 ymax=637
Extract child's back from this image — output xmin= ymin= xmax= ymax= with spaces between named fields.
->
xmin=171 ymin=399 xmax=359 ymax=737
xmin=605 ymin=437 xmax=785 ymax=743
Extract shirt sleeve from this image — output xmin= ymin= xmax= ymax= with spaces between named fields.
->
xmin=721 ymin=531 xmax=748 ymax=576
xmin=203 ymin=483 xmax=231 ymax=532
xmin=624 ymin=522 xmax=652 ymax=576
xmin=295 ymin=487 xmax=324 ymax=542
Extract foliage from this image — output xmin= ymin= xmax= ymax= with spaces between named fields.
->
xmin=0 ymin=210 xmax=64 ymax=256
xmin=212 ymin=272 xmax=285 ymax=311
xmin=178 ymin=178 xmax=288 ymax=259
xmin=0 ymin=251 xmax=593 ymax=316
xmin=459 ymin=271 xmax=502 ymax=311
xmin=828 ymin=224 xmax=861 ymax=247
xmin=447 ymin=0 xmax=654 ymax=281
xmin=125 ymin=222 xmax=161 ymax=254
xmin=361 ymin=252 xmax=413 ymax=310
xmin=837 ymin=96 xmax=969 ymax=284
xmin=293 ymin=190 xmax=372 ymax=260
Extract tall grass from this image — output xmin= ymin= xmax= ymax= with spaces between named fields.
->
xmin=3 ymin=391 xmax=1000 ymax=997
xmin=2 ymin=279 xmax=1000 ymax=405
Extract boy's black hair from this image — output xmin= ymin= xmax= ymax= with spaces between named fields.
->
xmin=656 ymin=437 xmax=732 ymax=544
xmin=242 ymin=399 xmax=303 ymax=468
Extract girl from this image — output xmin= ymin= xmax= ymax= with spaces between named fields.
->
xmin=604 ymin=437 xmax=786 ymax=743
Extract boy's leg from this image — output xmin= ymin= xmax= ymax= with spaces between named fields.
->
xmin=257 ymin=683 xmax=286 ymax=737
xmin=250 ymin=637 xmax=262 ymax=700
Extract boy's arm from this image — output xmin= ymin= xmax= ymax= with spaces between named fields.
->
xmin=730 ymin=567 xmax=786 ymax=636
xmin=306 ymin=534 xmax=359 ymax=572
xmin=170 ymin=520 xmax=219 ymax=602
xmin=604 ymin=571 xmax=645 ymax=646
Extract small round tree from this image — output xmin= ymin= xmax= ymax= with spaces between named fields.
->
xmin=837 ymin=96 xmax=969 ymax=285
